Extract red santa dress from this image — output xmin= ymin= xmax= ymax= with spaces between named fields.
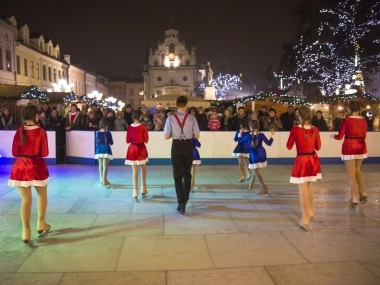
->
xmin=125 ymin=123 xmax=149 ymax=165
xmin=8 ymin=125 xmax=49 ymax=187
xmin=286 ymin=125 xmax=322 ymax=184
xmin=333 ymin=116 xmax=367 ymax=160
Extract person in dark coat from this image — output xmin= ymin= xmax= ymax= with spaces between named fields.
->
xmin=234 ymin=107 xmax=247 ymax=130
xmin=311 ymin=110 xmax=328 ymax=131
xmin=280 ymin=105 xmax=296 ymax=131
xmin=196 ymin=107 xmax=208 ymax=131
xmin=123 ymin=104 xmax=134 ymax=126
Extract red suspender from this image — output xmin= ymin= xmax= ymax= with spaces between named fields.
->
xmin=173 ymin=113 xmax=189 ymax=140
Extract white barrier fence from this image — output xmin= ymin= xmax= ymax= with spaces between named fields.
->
xmin=1 ymin=130 xmax=379 ymax=165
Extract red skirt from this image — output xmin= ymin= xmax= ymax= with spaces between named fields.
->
xmin=290 ymin=154 xmax=322 ymax=184
xmin=8 ymin=157 xmax=49 ymax=187
xmin=125 ymin=144 xmax=149 ymax=165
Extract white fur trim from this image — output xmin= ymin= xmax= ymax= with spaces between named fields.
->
xmin=95 ymin=154 xmax=113 ymax=159
xmin=290 ymin=173 xmax=322 ymax=184
xmin=192 ymin=160 xmax=201 ymax=165
xmin=125 ymin=158 xmax=149 ymax=165
xmin=231 ymin=153 xmax=250 ymax=158
xmin=248 ymin=161 xmax=267 ymax=169
xmin=8 ymin=178 xmax=49 ymax=187
xmin=341 ymin=154 xmax=367 ymax=160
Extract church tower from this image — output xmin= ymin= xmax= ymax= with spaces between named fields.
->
xmin=142 ymin=28 xmax=196 ymax=100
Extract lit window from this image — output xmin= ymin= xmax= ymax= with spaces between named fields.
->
xmin=5 ymin=50 xmax=11 ymax=71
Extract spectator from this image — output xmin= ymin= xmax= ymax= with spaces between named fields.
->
xmin=207 ymin=110 xmax=221 ymax=131
xmin=234 ymin=107 xmax=246 ymax=130
xmin=294 ymin=107 xmax=300 ymax=126
xmin=263 ymin=108 xmax=283 ymax=131
xmin=123 ymin=104 xmax=134 ymax=125
xmin=162 ymin=109 xmax=172 ymax=127
xmin=141 ymin=105 xmax=153 ymax=122
xmin=153 ymin=104 xmax=165 ymax=131
xmin=258 ymin=106 xmax=268 ymax=130
xmin=106 ymin=110 xmax=116 ymax=131
xmin=90 ymin=103 xmax=103 ymax=121
xmin=311 ymin=110 xmax=328 ymax=131
xmin=114 ymin=111 xmax=128 ymax=131
xmin=196 ymin=107 xmax=208 ymax=131
xmin=280 ymin=105 xmax=296 ymax=131
xmin=361 ymin=110 xmax=373 ymax=131
xmin=65 ymin=104 xmax=83 ymax=131
xmin=46 ymin=108 xmax=65 ymax=163
xmin=221 ymin=108 xmax=234 ymax=131
xmin=40 ymin=103 xmax=51 ymax=119
xmin=83 ymin=110 xmax=100 ymax=131
xmin=38 ymin=111 xmax=47 ymax=129
xmin=333 ymin=110 xmax=345 ymax=131
xmin=0 ymin=105 xmax=16 ymax=130
xmin=141 ymin=114 xmax=154 ymax=130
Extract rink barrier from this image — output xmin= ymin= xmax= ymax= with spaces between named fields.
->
xmin=1 ymin=130 xmax=379 ymax=165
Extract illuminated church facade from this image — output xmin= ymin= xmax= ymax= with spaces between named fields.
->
xmin=142 ymin=29 xmax=197 ymax=100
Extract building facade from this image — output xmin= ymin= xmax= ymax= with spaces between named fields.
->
xmin=0 ymin=17 xmax=16 ymax=85
xmin=142 ymin=28 xmax=196 ymax=100
xmin=108 ymin=76 xmax=143 ymax=108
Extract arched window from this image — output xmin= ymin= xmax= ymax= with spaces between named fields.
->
xmin=169 ymin=43 xmax=175 ymax=53
xmin=178 ymin=52 xmax=183 ymax=65
xmin=154 ymin=61 xmax=158 ymax=66
xmin=186 ymin=60 xmax=189 ymax=66
xmin=161 ymin=53 xmax=165 ymax=66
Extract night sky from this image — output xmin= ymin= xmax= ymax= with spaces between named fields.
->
xmin=1 ymin=0 xmax=299 ymax=89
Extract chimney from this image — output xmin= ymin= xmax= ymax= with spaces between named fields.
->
xmin=64 ymin=54 xmax=70 ymax=64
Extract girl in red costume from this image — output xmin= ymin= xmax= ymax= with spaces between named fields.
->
xmin=331 ymin=100 xmax=367 ymax=209
xmin=125 ymin=109 xmax=149 ymax=200
xmin=286 ymin=106 xmax=322 ymax=231
xmin=8 ymin=105 xmax=51 ymax=243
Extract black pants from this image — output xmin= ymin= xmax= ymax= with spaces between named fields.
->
xmin=171 ymin=140 xmax=193 ymax=204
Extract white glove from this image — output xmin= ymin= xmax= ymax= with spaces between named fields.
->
xmin=330 ymin=134 xmax=335 ymax=138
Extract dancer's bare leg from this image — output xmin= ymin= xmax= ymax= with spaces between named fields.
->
xmin=103 ymin=158 xmax=110 ymax=185
xmin=298 ymin=183 xmax=309 ymax=230
xmin=98 ymin=158 xmax=103 ymax=184
xmin=254 ymin=168 xmax=268 ymax=195
xmin=35 ymin=185 xmax=50 ymax=230
xmin=354 ymin=159 xmax=366 ymax=201
xmin=344 ymin=160 xmax=359 ymax=204
xmin=248 ymin=168 xmax=256 ymax=190
xmin=132 ymin=165 xmax=139 ymax=198
xmin=191 ymin=165 xmax=196 ymax=189
xmin=18 ymin=186 xmax=32 ymax=239
xmin=306 ymin=182 xmax=314 ymax=220
xmin=238 ymin=157 xmax=246 ymax=181
xmin=244 ymin=157 xmax=252 ymax=179
xmin=141 ymin=164 xmax=147 ymax=195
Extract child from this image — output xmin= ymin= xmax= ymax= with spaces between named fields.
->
xmin=207 ymin=109 xmax=221 ymax=131
xmin=141 ymin=114 xmax=154 ymax=130
xmin=286 ymin=105 xmax=321 ymax=231
xmin=95 ymin=118 xmax=114 ymax=188
xmin=114 ymin=111 xmax=128 ymax=131
xmin=125 ymin=109 xmax=149 ymax=200
xmin=240 ymin=120 xmax=274 ymax=194
xmin=191 ymin=137 xmax=201 ymax=192
xmin=232 ymin=120 xmax=252 ymax=182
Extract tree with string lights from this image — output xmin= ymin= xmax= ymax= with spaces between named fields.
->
xmin=280 ymin=0 xmax=380 ymax=96
xmin=211 ymin=73 xmax=241 ymax=99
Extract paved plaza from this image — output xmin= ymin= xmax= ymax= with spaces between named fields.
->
xmin=0 ymin=163 xmax=380 ymax=285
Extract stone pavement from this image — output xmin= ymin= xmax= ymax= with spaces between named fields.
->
xmin=0 ymin=163 xmax=379 ymax=285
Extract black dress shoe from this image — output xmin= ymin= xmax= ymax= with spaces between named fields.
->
xmin=177 ymin=203 xmax=186 ymax=214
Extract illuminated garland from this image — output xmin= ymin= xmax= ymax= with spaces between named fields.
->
xmin=209 ymin=92 xmax=379 ymax=107
xmin=63 ymin=92 xmax=78 ymax=102
xmin=20 ymin=85 xmax=48 ymax=102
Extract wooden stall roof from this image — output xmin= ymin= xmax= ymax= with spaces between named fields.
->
xmin=45 ymin=92 xmax=73 ymax=102
xmin=0 ymin=85 xmax=32 ymax=99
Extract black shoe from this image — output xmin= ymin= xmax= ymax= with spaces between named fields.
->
xmin=177 ymin=203 xmax=186 ymax=214
xmin=360 ymin=195 xmax=367 ymax=204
